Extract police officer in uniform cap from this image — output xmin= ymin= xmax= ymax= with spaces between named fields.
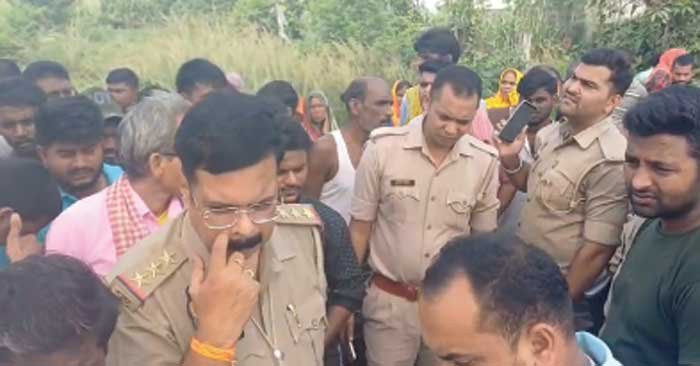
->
xmin=106 ymin=91 xmax=327 ymax=366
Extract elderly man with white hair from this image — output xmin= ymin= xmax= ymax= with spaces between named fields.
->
xmin=46 ymin=94 xmax=189 ymax=276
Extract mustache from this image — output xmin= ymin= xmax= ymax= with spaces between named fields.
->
xmin=227 ymin=233 xmax=263 ymax=255
xmin=67 ymin=168 xmax=97 ymax=177
xmin=280 ymin=187 xmax=301 ymax=196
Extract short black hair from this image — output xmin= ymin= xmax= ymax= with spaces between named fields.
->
xmin=22 ymin=61 xmax=71 ymax=85
xmin=517 ymin=68 xmax=558 ymax=99
xmin=0 ymin=78 xmax=46 ymax=109
xmin=0 ymin=255 xmax=119 ymax=358
xmin=175 ymin=58 xmax=228 ymax=95
xmin=0 ymin=158 xmax=61 ymax=222
xmin=430 ymin=65 xmax=483 ymax=101
xmin=175 ymin=91 xmax=282 ymax=181
xmin=340 ymin=78 xmax=371 ymax=111
xmin=257 ymin=80 xmax=299 ymax=111
xmin=418 ymin=59 xmax=452 ymax=75
xmin=529 ymin=64 xmax=562 ymax=82
xmin=0 ymin=59 xmax=21 ymax=81
xmin=106 ymin=67 xmax=139 ymax=89
xmin=139 ymin=84 xmax=171 ymax=98
xmin=624 ymin=85 xmax=700 ymax=160
xmin=105 ymin=116 xmax=122 ymax=127
xmin=423 ymin=232 xmax=575 ymax=344
xmin=414 ymin=27 xmax=461 ymax=63
xmin=674 ymin=54 xmax=695 ymax=68
xmin=279 ymin=115 xmax=312 ymax=154
xmin=579 ymin=48 xmax=633 ymax=96
xmin=565 ymin=60 xmax=580 ymax=81
xmin=35 ymin=96 xmax=104 ymax=147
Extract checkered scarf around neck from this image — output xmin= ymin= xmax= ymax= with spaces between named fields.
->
xmin=106 ymin=177 xmax=150 ymax=257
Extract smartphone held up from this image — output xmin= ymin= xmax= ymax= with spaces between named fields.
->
xmin=498 ymin=100 xmax=538 ymax=143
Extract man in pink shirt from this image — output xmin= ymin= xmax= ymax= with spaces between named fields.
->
xmin=46 ymin=94 xmax=189 ymax=276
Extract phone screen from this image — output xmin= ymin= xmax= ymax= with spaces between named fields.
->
xmin=498 ymin=101 xmax=538 ymax=143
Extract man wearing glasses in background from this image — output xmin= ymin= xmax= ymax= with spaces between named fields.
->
xmin=106 ymin=91 xmax=328 ymax=366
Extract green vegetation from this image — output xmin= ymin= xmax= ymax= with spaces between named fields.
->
xmin=1 ymin=0 xmax=698 ymax=114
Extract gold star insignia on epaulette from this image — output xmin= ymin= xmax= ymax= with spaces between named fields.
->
xmin=301 ymin=208 xmax=314 ymax=219
xmin=147 ymin=262 xmax=162 ymax=278
xmin=132 ymin=272 xmax=148 ymax=288
xmin=160 ymin=250 xmax=176 ymax=266
xmin=288 ymin=207 xmax=298 ymax=218
xmin=278 ymin=208 xmax=289 ymax=220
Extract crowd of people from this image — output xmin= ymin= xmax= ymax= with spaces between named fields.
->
xmin=0 ymin=26 xmax=698 ymax=366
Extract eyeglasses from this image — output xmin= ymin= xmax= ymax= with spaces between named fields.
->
xmin=191 ymin=195 xmax=279 ymax=230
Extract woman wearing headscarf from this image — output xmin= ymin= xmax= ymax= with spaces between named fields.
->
xmin=302 ymin=90 xmax=338 ymax=142
xmin=486 ymin=68 xmax=523 ymax=110
xmin=391 ymin=80 xmax=410 ymax=127
xmin=645 ymin=48 xmax=688 ymax=93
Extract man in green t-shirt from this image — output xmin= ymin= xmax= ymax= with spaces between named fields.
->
xmin=601 ymin=85 xmax=700 ymax=366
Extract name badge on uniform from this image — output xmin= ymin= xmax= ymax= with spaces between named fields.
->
xmin=390 ymin=179 xmax=415 ymax=187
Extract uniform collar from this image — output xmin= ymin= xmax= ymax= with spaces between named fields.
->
xmin=181 ymin=213 xmax=210 ymax=265
xmin=403 ymin=116 xmax=474 ymax=159
xmin=268 ymin=226 xmax=296 ymax=265
xmin=249 ymin=227 xmax=293 ymax=295
xmin=558 ymin=116 xmax=615 ymax=150
xmin=403 ymin=117 xmax=425 ymax=149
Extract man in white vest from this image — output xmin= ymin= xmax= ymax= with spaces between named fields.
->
xmin=304 ymin=77 xmax=393 ymax=223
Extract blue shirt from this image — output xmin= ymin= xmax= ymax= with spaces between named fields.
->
xmin=0 ymin=164 xmax=124 ymax=269
xmin=0 ymin=245 xmax=9 ymax=268
xmin=577 ymin=332 xmax=621 ymax=366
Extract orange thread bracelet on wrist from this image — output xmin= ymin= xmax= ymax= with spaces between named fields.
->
xmin=190 ymin=337 xmax=236 ymax=364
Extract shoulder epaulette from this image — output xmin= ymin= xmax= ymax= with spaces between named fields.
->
xmin=598 ymin=126 xmax=627 ymax=162
xmin=369 ymin=126 xmax=409 ymax=141
xmin=467 ymin=138 xmax=498 ymax=158
xmin=275 ymin=204 xmax=323 ymax=228
xmin=110 ymin=248 xmax=187 ymax=312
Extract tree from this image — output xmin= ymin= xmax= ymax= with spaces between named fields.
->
xmin=591 ymin=0 xmax=700 ymax=64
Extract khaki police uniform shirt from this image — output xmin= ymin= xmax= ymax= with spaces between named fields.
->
xmin=517 ymin=116 xmax=628 ymax=271
xmin=351 ymin=122 xmax=500 ymax=284
xmin=106 ymin=206 xmax=327 ymax=366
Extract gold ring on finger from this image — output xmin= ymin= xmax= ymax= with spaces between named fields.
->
xmin=244 ymin=269 xmax=255 ymax=278
xmin=231 ymin=257 xmax=245 ymax=267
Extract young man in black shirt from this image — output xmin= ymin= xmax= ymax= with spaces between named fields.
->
xmin=277 ymin=115 xmax=367 ymax=365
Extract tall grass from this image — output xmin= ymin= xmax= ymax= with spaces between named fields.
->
xmin=17 ymin=14 xmax=412 ymax=117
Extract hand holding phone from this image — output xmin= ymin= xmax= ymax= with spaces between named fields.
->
xmin=497 ymin=100 xmax=537 ymax=143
